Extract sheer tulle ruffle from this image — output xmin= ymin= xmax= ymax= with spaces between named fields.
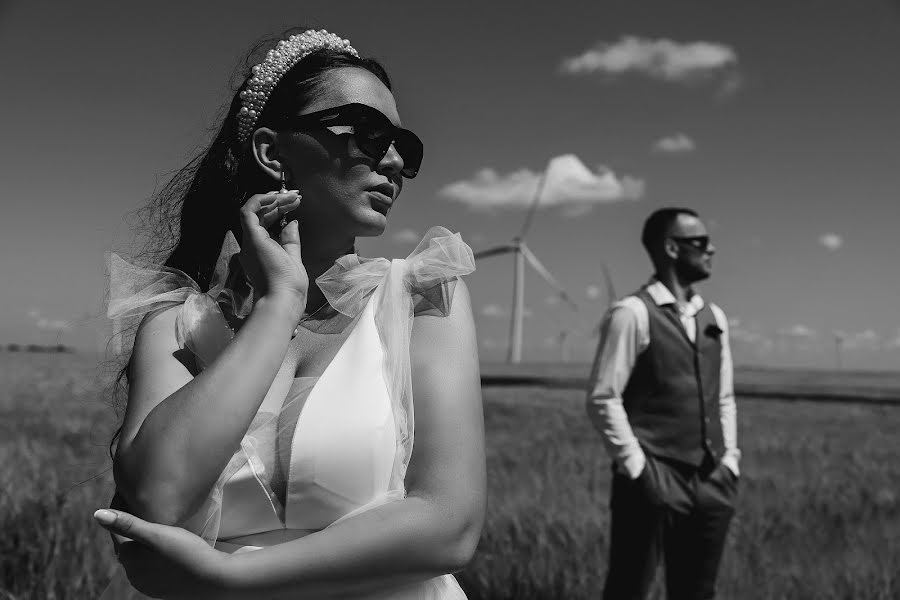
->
xmin=108 ymin=231 xmax=252 ymax=369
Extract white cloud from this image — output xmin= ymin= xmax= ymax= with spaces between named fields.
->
xmin=819 ymin=233 xmax=843 ymax=251
xmin=391 ymin=228 xmax=421 ymax=244
xmin=36 ymin=318 xmax=72 ymax=331
xmin=481 ymin=304 xmax=506 ymax=318
xmin=730 ymin=328 xmax=765 ymax=344
xmin=560 ymin=36 xmax=738 ymax=85
xmin=560 ymin=204 xmax=595 ymax=218
xmin=718 ymin=72 xmax=743 ymax=97
xmin=27 ymin=308 xmax=72 ymax=331
xmin=480 ymin=304 xmax=533 ymax=319
xmin=727 ymin=318 xmax=768 ymax=346
xmin=653 ymin=133 xmax=696 ymax=154
xmin=439 ymin=154 xmax=644 ymax=212
xmin=586 ymin=285 xmax=602 ymax=300
xmin=842 ymin=329 xmax=881 ymax=351
xmin=779 ymin=324 xmax=816 ymax=338
xmin=545 ymin=295 xmax=561 ymax=306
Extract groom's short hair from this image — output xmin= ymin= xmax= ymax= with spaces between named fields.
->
xmin=641 ymin=207 xmax=699 ymax=255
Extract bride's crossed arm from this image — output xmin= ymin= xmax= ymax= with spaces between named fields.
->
xmin=102 ymin=278 xmax=486 ymax=599
xmin=114 ymin=292 xmax=300 ymax=525
xmin=114 ymin=191 xmax=307 ymax=525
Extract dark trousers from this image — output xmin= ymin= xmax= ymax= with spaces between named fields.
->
xmin=602 ymin=453 xmax=738 ymax=600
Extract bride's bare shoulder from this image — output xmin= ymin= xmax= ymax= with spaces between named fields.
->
xmin=130 ymin=305 xmax=194 ymax=375
xmin=410 ymin=278 xmax=475 ymax=362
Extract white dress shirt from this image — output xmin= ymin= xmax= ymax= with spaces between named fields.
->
xmin=586 ymin=279 xmax=741 ymax=479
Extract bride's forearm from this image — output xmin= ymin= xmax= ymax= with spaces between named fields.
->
xmin=116 ymin=293 xmax=301 ymax=525
xmin=219 ymin=495 xmax=480 ymax=599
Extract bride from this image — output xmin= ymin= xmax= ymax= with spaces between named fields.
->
xmin=96 ymin=28 xmax=485 ymax=599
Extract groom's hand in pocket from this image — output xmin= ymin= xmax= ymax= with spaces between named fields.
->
xmin=635 ymin=454 xmax=666 ymax=507
xmin=702 ymin=461 xmax=740 ymax=509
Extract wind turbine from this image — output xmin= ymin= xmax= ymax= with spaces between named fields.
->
xmin=473 ymin=171 xmax=579 ymax=363
xmin=833 ymin=331 xmax=845 ymax=370
xmin=591 ymin=262 xmax=619 ymax=340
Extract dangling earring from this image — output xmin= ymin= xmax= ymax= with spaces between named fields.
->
xmin=279 ymin=171 xmax=288 ymax=228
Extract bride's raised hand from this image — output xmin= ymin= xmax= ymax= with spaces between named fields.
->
xmin=239 ymin=190 xmax=308 ymax=315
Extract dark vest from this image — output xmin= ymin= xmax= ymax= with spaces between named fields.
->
xmin=622 ymin=288 xmax=725 ymax=467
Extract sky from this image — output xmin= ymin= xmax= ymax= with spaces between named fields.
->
xmin=1 ymin=0 xmax=899 ymax=369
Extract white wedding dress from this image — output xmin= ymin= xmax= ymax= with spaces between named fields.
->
xmin=100 ymin=227 xmax=475 ymax=599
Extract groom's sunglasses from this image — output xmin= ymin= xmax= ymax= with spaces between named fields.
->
xmin=671 ymin=235 xmax=714 ymax=253
xmin=283 ymin=103 xmax=423 ymax=179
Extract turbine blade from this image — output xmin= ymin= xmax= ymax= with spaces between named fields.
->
xmin=601 ymin=262 xmax=618 ymax=303
xmin=473 ymin=244 xmax=517 ymax=261
xmin=519 ymin=243 xmax=579 ymax=312
xmin=518 ymin=171 xmax=548 ymax=240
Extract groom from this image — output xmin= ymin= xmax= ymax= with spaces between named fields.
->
xmin=586 ymin=208 xmax=741 ymax=599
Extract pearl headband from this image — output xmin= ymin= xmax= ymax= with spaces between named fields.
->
xmin=237 ymin=29 xmax=359 ymax=143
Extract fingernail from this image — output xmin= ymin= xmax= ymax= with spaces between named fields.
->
xmin=94 ymin=509 xmax=116 ymax=525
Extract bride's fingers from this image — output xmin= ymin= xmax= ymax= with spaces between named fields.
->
xmin=93 ymin=509 xmax=167 ymax=550
xmin=240 ymin=192 xmax=281 ymax=245
xmin=259 ymin=194 xmax=302 ymax=230
xmin=279 ymin=219 xmax=303 ymax=265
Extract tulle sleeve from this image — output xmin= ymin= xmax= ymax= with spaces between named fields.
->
xmin=405 ymin=227 xmax=476 ymax=317
xmin=107 ymin=231 xmax=252 ymax=370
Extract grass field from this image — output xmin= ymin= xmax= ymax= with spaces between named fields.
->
xmin=2 ymin=352 xmax=899 ymax=599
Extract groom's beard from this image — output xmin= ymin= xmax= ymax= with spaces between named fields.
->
xmin=675 ymin=259 xmax=711 ymax=285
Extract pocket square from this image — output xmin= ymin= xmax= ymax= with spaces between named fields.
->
xmin=705 ymin=323 xmax=723 ymax=338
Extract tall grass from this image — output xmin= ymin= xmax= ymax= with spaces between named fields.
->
xmin=2 ymin=353 xmax=898 ymax=599
xmin=0 ymin=353 xmax=118 ymax=599
xmin=457 ymin=387 xmax=900 ymax=600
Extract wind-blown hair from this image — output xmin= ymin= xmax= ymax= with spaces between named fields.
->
xmin=109 ymin=28 xmax=392 ymax=457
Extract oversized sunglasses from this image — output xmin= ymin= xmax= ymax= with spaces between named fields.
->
xmin=282 ymin=103 xmax=423 ymax=178
xmin=671 ymin=235 xmax=714 ymax=252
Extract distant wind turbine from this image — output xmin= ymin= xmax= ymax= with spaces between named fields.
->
xmin=473 ymin=165 xmax=580 ymax=363
xmin=592 ymin=262 xmax=619 ymax=340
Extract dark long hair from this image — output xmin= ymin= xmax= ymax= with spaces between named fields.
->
xmin=109 ymin=28 xmax=392 ymax=457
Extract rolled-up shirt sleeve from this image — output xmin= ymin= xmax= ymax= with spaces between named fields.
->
xmin=710 ymin=304 xmax=741 ymax=476
xmin=586 ymin=301 xmax=647 ymax=479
